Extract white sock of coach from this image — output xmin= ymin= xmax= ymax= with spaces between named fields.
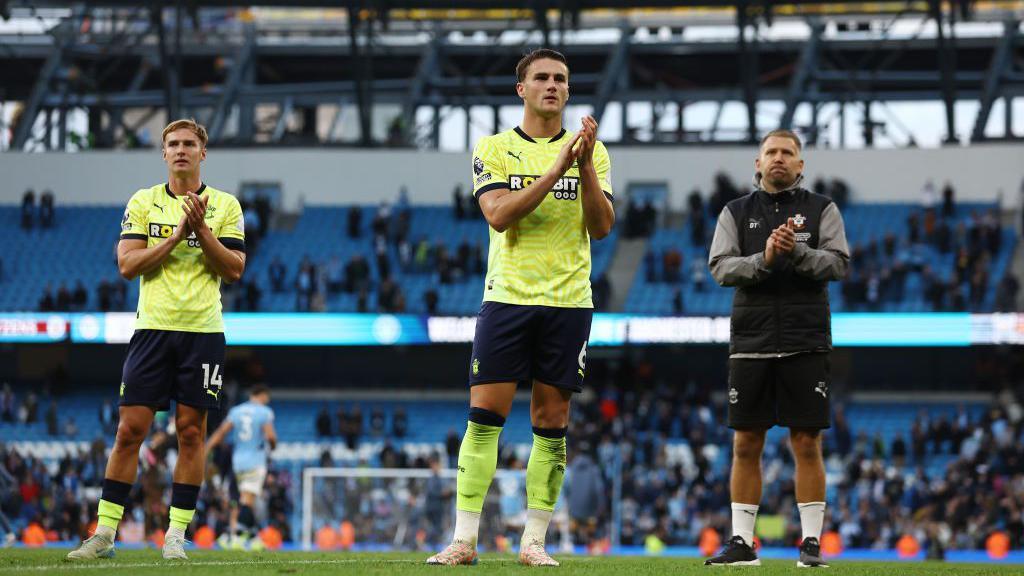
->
xmin=798 ymin=501 xmax=826 ymax=542
xmin=730 ymin=502 xmax=759 ymax=547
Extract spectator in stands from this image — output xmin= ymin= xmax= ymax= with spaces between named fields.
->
xmin=38 ymin=286 xmax=55 ymax=312
xmin=709 ymin=172 xmax=740 ymax=217
xmin=907 ymin=212 xmax=921 ymax=245
xmin=424 ymin=289 xmax=439 ymax=315
xmin=564 ymin=444 xmax=605 ymax=545
xmin=243 ymin=202 xmax=261 ymax=253
xmin=691 ymin=259 xmax=707 ymax=292
xmin=356 ymin=288 xmax=369 ymax=313
xmin=45 ymin=401 xmax=58 ymax=436
xmin=625 ymin=199 xmax=643 ymax=238
xmin=393 ymin=210 xmax=411 ymax=247
xmin=375 ymin=234 xmax=391 ymax=281
xmin=456 ymin=242 xmax=471 ymax=276
xmin=21 ymin=393 xmax=38 ymax=424
xmin=338 ymin=406 xmax=362 ymax=450
xmin=20 ymin=189 xmax=35 ymax=230
xmin=642 ymin=200 xmax=657 ymax=237
xmin=672 ymin=288 xmax=684 ymax=315
xmin=445 ymin=429 xmax=460 ymax=467
xmin=831 ymin=406 xmax=852 ymax=457
xmin=325 ymin=256 xmax=344 ymax=294
xmin=111 ymin=279 xmax=127 ymax=310
xmin=63 ymin=417 xmax=78 ymax=438
xmin=243 ymin=280 xmax=262 ymax=312
xmin=347 ymin=205 xmax=362 ymax=239
xmin=96 ymin=281 xmax=111 ymax=312
xmin=295 ymin=257 xmax=316 ymax=312
xmin=922 ymin=266 xmax=945 ymax=311
xmin=414 ymin=237 xmax=431 ymax=272
xmin=453 ymin=184 xmax=466 ymax=220
xmin=392 ymin=408 xmax=408 ymax=438
xmin=378 ymin=276 xmax=404 ymax=313
xmin=254 ymin=194 xmax=271 ymax=239
xmin=662 ymin=248 xmax=682 ymax=283
xmin=995 ymin=272 xmax=1020 ymax=312
xmin=39 ymin=190 xmax=54 ymax=228
xmin=269 ymin=256 xmax=286 ymax=293
xmin=0 ymin=384 xmax=14 ymax=423
xmin=398 ymin=236 xmax=412 ymax=272
xmin=372 ymin=201 xmax=392 ymax=241
xmin=920 ymin=179 xmax=937 ymax=212
xmin=343 ymin=255 xmax=370 ymax=294
xmin=688 ymin=189 xmax=707 ymax=247
xmin=828 ymin=178 xmax=850 ymax=209
xmin=99 ymin=399 xmax=117 ymax=435
xmin=55 ymin=284 xmax=71 ymax=311
xmin=941 ymin=181 xmax=956 ymax=219
xmin=435 ymin=246 xmax=453 ymax=284
xmin=644 ymin=250 xmax=657 ymax=283
xmin=369 ymin=407 xmax=386 ymax=437
xmin=71 ymin=281 xmax=87 ymax=311
xmin=316 ymin=407 xmax=332 ymax=438
xmin=592 ymin=274 xmax=612 ymax=312
xmin=471 ymin=243 xmax=485 ymax=275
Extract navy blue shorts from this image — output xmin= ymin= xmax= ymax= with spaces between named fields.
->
xmin=120 ymin=329 xmax=226 ymax=411
xmin=469 ymin=302 xmax=593 ymax=393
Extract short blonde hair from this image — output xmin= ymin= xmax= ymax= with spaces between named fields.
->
xmin=760 ymin=129 xmax=802 ymax=152
xmin=162 ymin=118 xmax=208 ymax=148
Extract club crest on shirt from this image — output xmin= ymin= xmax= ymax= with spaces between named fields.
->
xmin=792 ymin=213 xmax=807 ymax=230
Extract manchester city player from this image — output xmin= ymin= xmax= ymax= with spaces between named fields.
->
xmin=205 ymin=385 xmax=278 ymax=549
xmin=68 ymin=119 xmax=245 ymax=561
xmin=427 ymin=48 xmax=614 ymax=567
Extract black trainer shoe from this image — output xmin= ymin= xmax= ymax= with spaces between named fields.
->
xmin=704 ymin=535 xmax=761 ymax=566
xmin=797 ymin=537 xmax=830 ymax=568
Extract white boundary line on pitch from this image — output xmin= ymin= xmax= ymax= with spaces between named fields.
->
xmin=0 ymin=557 xmax=600 ymax=572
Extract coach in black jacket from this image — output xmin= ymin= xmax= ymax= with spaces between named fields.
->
xmin=704 ymin=129 xmax=850 ymax=568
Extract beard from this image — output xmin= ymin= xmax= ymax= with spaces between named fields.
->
xmin=765 ymin=170 xmax=796 ymax=190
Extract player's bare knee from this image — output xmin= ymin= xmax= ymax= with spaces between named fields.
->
xmin=176 ymin=423 xmax=204 ymax=449
xmin=732 ymin=429 xmax=766 ymax=462
xmin=530 ymin=404 xmax=570 ymax=429
xmin=114 ymin=419 xmax=148 ymax=447
xmin=789 ymin=430 xmax=822 ymax=462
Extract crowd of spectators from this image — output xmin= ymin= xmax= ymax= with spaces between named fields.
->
xmin=21 ymin=189 xmax=55 ymax=230
xmin=841 ymin=180 xmax=1015 ymax=312
xmin=2 ymin=358 xmax=1023 ymax=554
xmin=295 ymin=358 xmax=1024 ymax=555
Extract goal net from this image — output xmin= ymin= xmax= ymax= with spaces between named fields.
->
xmin=300 ymin=467 xmax=573 ymax=551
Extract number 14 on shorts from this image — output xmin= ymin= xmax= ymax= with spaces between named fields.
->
xmin=202 ymin=363 xmax=223 ymax=399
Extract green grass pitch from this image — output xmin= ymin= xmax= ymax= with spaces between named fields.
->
xmin=0 ymin=550 xmax=1020 ymax=575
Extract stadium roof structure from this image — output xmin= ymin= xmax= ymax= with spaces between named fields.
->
xmin=1 ymin=1 xmax=1021 ymax=149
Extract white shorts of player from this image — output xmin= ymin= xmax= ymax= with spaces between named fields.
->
xmin=236 ymin=466 xmax=267 ymax=497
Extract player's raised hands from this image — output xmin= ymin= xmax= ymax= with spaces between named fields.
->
xmin=182 ymin=191 xmax=209 ymax=233
xmin=171 ymin=212 xmax=191 ymax=243
xmin=577 ymin=115 xmax=597 ymax=168
xmin=551 ymin=130 xmax=583 ymax=176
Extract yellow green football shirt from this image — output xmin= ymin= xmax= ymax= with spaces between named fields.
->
xmin=472 ymin=127 xmax=613 ymax=308
xmin=119 ymin=183 xmax=245 ymax=333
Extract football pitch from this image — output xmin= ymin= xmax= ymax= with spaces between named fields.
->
xmin=1 ymin=550 xmax=1022 ymax=575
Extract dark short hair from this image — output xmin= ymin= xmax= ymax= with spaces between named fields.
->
xmin=515 ymin=48 xmax=569 ymax=82
xmin=760 ymin=129 xmax=802 ymax=151
xmin=249 ymin=384 xmax=270 ymax=397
